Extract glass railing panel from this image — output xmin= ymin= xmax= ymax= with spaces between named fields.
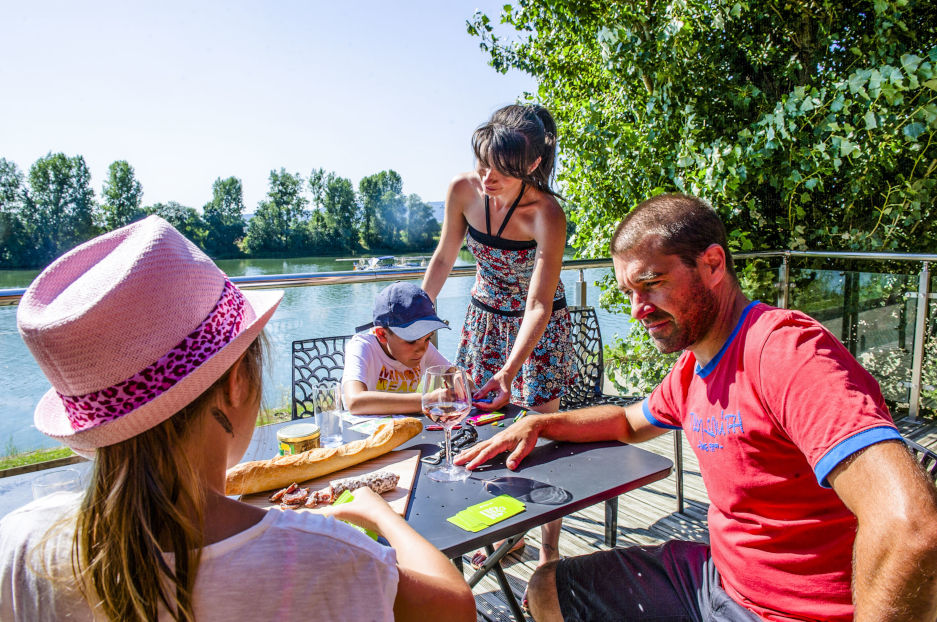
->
xmin=434 ymin=265 xmax=633 ymax=362
xmin=0 ymin=306 xmax=52 ymax=454
xmin=0 ymin=264 xmax=630 ymax=455
xmin=923 ymin=272 xmax=937 ymax=411
xmin=786 ymin=267 xmax=918 ymax=408
xmin=853 ymin=270 xmax=918 ymax=409
xmin=736 ymin=257 xmax=785 ymax=306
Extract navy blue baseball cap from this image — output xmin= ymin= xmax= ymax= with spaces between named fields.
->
xmin=356 ymin=281 xmax=449 ymax=340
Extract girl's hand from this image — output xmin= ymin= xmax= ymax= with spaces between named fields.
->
xmin=315 ymin=487 xmax=397 ymax=533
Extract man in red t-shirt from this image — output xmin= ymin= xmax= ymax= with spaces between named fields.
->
xmin=456 ymin=193 xmax=937 ymax=621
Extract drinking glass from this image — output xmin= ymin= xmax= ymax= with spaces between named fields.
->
xmin=32 ymin=468 xmax=83 ymax=500
xmin=313 ymin=382 xmax=345 ymax=448
xmin=422 ymin=365 xmax=472 ymax=482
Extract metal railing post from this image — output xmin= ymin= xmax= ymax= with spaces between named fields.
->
xmin=909 ymin=261 xmax=930 ymax=421
xmin=576 ymin=269 xmax=587 ymax=307
xmin=841 ymin=271 xmax=860 ymax=357
xmin=779 ymin=252 xmax=790 ymax=309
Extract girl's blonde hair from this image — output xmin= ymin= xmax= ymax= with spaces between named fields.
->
xmin=56 ymin=336 xmax=265 ymax=621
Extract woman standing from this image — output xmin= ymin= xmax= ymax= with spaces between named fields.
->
xmin=0 ymin=216 xmax=475 ymax=622
xmin=422 ymin=104 xmax=573 ymax=575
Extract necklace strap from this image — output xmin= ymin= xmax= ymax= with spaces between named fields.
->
xmin=484 ymin=183 xmax=527 ymax=239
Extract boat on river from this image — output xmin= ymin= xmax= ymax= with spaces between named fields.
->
xmin=340 ymin=255 xmax=431 ymax=271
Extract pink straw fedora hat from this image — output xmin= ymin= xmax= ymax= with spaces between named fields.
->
xmin=16 ymin=215 xmax=283 ymax=455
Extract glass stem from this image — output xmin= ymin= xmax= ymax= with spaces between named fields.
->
xmin=444 ymin=426 xmax=454 ymax=469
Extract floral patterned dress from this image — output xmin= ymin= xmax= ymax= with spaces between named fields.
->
xmin=454 ymin=192 xmax=573 ymax=408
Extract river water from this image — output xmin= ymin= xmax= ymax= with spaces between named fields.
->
xmin=0 ymin=254 xmax=631 ymax=454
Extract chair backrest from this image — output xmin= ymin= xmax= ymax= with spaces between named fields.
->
xmin=292 ymin=335 xmax=352 ymax=419
xmin=560 ymin=306 xmax=605 ymax=410
xmin=906 ymin=439 xmax=937 ymax=484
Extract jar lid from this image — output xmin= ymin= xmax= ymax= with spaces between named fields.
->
xmin=277 ymin=422 xmax=321 ymax=442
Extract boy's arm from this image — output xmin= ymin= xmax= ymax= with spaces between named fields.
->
xmin=342 ymin=380 xmax=423 ymax=415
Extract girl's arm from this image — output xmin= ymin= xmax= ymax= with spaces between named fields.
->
xmin=342 ymin=381 xmax=423 ymax=415
xmin=421 ymin=175 xmax=471 ymax=301
xmin=319 ymin=487 xmax=476 ymax=622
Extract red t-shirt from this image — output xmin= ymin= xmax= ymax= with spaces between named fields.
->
xmin=645 ymin=302 xmax=900 ymax=621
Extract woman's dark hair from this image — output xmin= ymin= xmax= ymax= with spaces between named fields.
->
xmin=472 ymin=104 xmax=561 ymax=198
xmin=610 ymin=193 xmax=737 ymax=281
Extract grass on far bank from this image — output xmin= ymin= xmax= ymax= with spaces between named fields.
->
xmin=0 ymin=407 xmax=292 ymax=471
xmin=0 ymin=446 xmax=74 ymax=471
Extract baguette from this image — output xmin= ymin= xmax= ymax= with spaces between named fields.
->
xmin=226 ymin=417 xmax=423 ymax=496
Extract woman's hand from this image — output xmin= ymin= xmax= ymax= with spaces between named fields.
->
xmin=472 ymin=371 xmax=512 ymax=411
xmin=315 ymin=486 xmax=399 ymax=534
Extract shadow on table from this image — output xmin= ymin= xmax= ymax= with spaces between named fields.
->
xmin=477 ymin=475 xmax=573 ymax=505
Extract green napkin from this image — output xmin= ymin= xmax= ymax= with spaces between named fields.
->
xmin=447 ymin=494 xmax=526 ymax=532
xmin=332 ymin=489 xmax=379 ymax=540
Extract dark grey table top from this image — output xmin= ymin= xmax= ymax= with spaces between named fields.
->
xmin=246 ymin=412 xmax=674 ymax=558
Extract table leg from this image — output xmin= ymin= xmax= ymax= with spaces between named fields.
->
xmin=465 ymin=534 xmax=527 ymax=620
xmin=490 ymin=551 xmax=527 ymax=621
xmin=675 ymin=429 xmax=685 ymax=514
xmin=604 ymin=497 xmax=618 ymax=548
xmin=466 ymin=533 xmax=525 ymax=586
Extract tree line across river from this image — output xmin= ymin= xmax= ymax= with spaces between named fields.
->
xmin=0 ymin=155 xmax=441 ymax=269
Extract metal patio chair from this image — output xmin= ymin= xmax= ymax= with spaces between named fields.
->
xmin=906 ymin=438 xmax=937 ymax=484
xmin=291 ymin=335 xmax=353 ymax=420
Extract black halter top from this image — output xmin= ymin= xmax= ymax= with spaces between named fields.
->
xmin=466 ymin=183 xmax=536 ymax=250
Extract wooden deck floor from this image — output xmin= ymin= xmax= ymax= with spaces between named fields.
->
xmin=465 ymin=416 xmax=937 ymax=621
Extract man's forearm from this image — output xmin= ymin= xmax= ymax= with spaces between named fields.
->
xmin=852 ymin=526 xmax=937 ymax=621
xmin=533 ymin=404 xmax=648 ymax=445
xmin=831 ymin=442 xmax=937 ymax=621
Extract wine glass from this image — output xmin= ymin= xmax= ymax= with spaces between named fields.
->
xmin=422 ymin=365 xmax=472 ymax=482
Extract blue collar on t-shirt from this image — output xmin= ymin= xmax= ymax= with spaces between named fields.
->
xmin=695 ymin=300 xmax=760 ymax=378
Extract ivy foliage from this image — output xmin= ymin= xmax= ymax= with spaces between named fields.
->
xmin=470 ymin=0 xmax=937 ymax=257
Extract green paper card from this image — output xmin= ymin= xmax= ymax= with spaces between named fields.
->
xmin=447 ymin=512 xmax=488 ymax=532
xmin=332 ymin=489 xmax=379 ymax=540
xmin=470 ymin=495 xmax=526 ymax=524
xmin=447 ymin=494 xmax=526 ymax=532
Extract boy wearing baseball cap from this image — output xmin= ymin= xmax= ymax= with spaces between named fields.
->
xmin=342 ymin=281 xmax=451 ymax=415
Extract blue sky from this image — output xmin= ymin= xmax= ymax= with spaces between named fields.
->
xmin=0 ymin=1 xmax=536 ymax=209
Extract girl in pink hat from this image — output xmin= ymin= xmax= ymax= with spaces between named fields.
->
xmin=0 ymin=216 xmax=475 ymax=622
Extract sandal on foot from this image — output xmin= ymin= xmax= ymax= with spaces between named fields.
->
xmin=469 ymin=538 xmax=526 ymax=570
xmin=521 ymin=587 xmax=531 ymax=615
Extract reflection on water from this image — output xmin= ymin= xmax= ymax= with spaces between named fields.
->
xmin=0 ymin=255 xmax=631 ymax=453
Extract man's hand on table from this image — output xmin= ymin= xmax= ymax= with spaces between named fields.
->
xmin=454 ymin=416 xmax=542 ymax=471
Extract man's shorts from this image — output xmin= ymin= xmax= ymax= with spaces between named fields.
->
xmin=554 ymin=540 xmax=760 ymax=622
